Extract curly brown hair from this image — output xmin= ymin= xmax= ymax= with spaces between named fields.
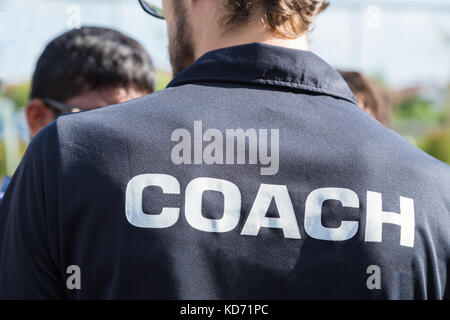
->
xmin=223 ymin=0 xmax=329 ymax=38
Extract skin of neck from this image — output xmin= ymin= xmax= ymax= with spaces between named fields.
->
xmin=188 ymin=1 xmax=310 ymax=60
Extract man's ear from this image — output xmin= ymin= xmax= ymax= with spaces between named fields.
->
xmin=25 ymin=98 xmax=56 ymax=138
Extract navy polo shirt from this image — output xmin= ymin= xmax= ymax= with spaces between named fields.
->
xmin=0 ymin=43 xmax=449 ymax=299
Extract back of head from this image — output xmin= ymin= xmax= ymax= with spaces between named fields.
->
xmin=165 ymin=0 xmax=329 ymax=75
xmin=30 ymin=26 xmax=155 ymax=103
xmin=223 ymin=0 xmax=329 ymax=38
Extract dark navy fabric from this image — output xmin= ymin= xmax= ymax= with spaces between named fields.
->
xmin=0 ymin=43 xmax=449 ymax=299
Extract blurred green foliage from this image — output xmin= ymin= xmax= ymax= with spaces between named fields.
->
xmin=155 ymin=70 xmax=172 ymax=91
xmin=418 ymin=128 xmax=450 ymax=164
xmin=421 ymin=92 xmax=450 ymax=163
xmin=392 ymin=89 xmax=450 ymax=164
xmin=4 ymin=83 xmax=30 ymax=109
xmin=0 ymin=141 xmax=6 ymax=177
xmin=393 ymin=96 xmax=439 ymax=122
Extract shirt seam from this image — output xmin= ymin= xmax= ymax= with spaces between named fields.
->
xmin=168 ymin=77 xmax=357 ymax=103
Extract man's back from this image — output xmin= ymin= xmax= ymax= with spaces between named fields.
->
xmin=0 ymin=44 xmax=449 ymax=299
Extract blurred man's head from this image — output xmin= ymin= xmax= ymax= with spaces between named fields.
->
xmin=339 ymin=71 xmax=392 ymax=127
xmin=161 ymin=0 xmax=329 ymax=75
xmin=26 ymin=26 xmax=155 ymax=137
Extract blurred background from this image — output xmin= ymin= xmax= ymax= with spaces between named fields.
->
xmin=0 ymin=0 xmax=449 ymax=178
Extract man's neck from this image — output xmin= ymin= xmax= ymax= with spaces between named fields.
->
xmin=193 ymin=17 xmax=309 ymax=60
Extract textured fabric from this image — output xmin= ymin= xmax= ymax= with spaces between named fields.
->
xmin=0 ymin=43 xmax=449 ymax=299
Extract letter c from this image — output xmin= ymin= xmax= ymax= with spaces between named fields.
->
xmin=304 ymin=187 xmax=359 ymax=241
xmin=125 ymin=174 xmax=180 ymax=228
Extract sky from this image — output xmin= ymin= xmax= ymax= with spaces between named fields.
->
xmin=0 ymin=0 xmax=449 ymax=89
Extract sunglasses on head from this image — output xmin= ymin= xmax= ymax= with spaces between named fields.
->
xmin=43 ymin=98 xmax=82 ymax=115
xmin=139 ymin=0 xmax=165 ymax=20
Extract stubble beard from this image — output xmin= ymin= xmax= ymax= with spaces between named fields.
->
xmin=168 ymin=1 xmax=196 ymax=76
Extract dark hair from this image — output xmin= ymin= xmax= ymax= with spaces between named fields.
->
xmin=30 ymin=26 xmax=155 ymax=102
xmin=339 ymin=71 xmax=392 ymax=127
xmin=223 ymin=0 xmax=329 ymax=38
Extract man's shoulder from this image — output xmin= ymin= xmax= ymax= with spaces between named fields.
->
xmin=58 ymin=90 xmax=170 ymax=126
xmin=404 ymin=145 xmax=450 ymax=190
xmin=366 ymin=118 xmax=450 ymax=184
xmin=313 ymin=97 xmax=450 ymax=194
xmin=54 ymin=90 xmax=171 ymax=141
xmin=370 ymin=122 xmax=450 ymax=201
xmin=52 ymin=86 xmax=450 ymax=183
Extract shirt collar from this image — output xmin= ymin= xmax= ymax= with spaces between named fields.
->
xmin=167 ymin=42 xmax=356 ymax=103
